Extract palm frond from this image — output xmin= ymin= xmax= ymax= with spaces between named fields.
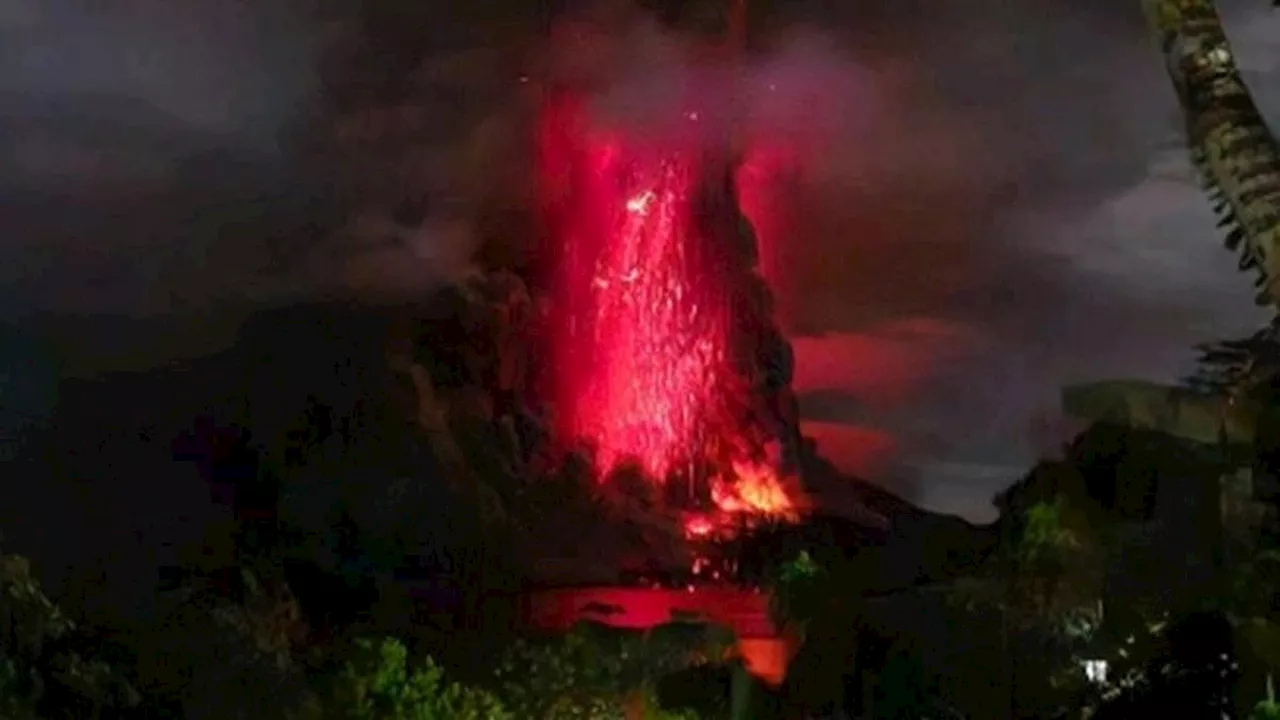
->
xmin=1183 ymin=315 xmax=1280 ymax=399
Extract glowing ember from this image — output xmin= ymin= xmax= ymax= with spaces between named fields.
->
xmin=537 ymin=91 xmax=800 ymax=529
xmin=684 ymin=515 xmax=716 ymax=538
xmin=712 ymin=461 xmax=799 ymax=519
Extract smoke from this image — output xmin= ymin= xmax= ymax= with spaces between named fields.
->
xmin=0 ymin=0 xmax=322 ymax=314
xmin=0 ymin=0 xmax=551 ymax=376
xmin=0 ymin=0 xmax=547 ymax=320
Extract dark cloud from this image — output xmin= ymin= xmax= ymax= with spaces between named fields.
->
xmin=0 ymin=0 xmax=330 ymax=317
xmin=0 ymin=0 xmax=543 ymax=320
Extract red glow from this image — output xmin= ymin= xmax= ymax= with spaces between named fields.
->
xmin=521 ymin=585 xmax=798 ymax=685
xmin=685 ymin=515 xmax=715 ymax=537
xmin=536 ymin=92 xmax=799 ymax=526
xmin=736 ymin=142 xmax=799 ymax=302
xmin=541 ymin=104 xmax=714 ymax=480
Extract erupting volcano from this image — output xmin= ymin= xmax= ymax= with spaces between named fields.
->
xmin=536 ymin=91 xmax=802 ymax=527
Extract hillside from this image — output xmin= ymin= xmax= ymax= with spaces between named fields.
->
xmin=1 ymin=276 xmax=991 ymax=612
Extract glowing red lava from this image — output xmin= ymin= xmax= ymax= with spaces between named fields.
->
xmin=536 ymin=92 xmax=798 ymax=526
xmin=538 ymin=94 xmax=719 ymax=481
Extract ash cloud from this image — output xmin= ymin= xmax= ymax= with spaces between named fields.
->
xmin=0 ymin=0 xmax=546 ymax=373
xmin=0 ymin=0 xmax=325 ymax=316
xmin=0 ymin=0 xmax=542 ymax=323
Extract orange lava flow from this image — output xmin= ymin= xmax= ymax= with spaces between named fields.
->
xmin=714 ymin=460 xmax=797 ymax=516
xmin=536 ymin=92 xmax=799 ymax=528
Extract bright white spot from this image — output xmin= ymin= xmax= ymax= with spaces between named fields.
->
xmin=626 ymin=191 xmax=656 ymax=214
xmin=1084 ymin=659 xmax=1108 ymax=685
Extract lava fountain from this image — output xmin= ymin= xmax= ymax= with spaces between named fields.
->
xmin=536 ymin=90 xmax=799 ymax=525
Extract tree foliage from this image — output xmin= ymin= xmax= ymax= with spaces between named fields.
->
xmin=767 ymin=550 xmax=826 ymax=632
xmin=1184 ymin=317 xmax=1280 ymax=402
xmin=0 ymin=552 xmax=140 ymax=719
xmin=135 ymin=565 xmax=309 ymax=719
xmin=955 ymin=494 xmax=1104 ymax=634
xmin=298 ymin=637 xmax=510 ymax=720
xmin=493 ymin=622 xmax=723 ymax=719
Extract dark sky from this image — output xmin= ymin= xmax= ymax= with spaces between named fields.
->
xmin=1 ymin=0 xmax=1277 ymax=523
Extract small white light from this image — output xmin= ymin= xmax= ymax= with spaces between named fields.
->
xmin=1206 ymin=47 xmax=1231 ymax=67
xmin=1083 ymin=659 xmax=1108 ymax=685
xmin=626 ymin=191 xmax=655 ymax=214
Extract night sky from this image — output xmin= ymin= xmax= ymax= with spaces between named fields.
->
xmin=1 ymin=0 xmax=1277 ymax=523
